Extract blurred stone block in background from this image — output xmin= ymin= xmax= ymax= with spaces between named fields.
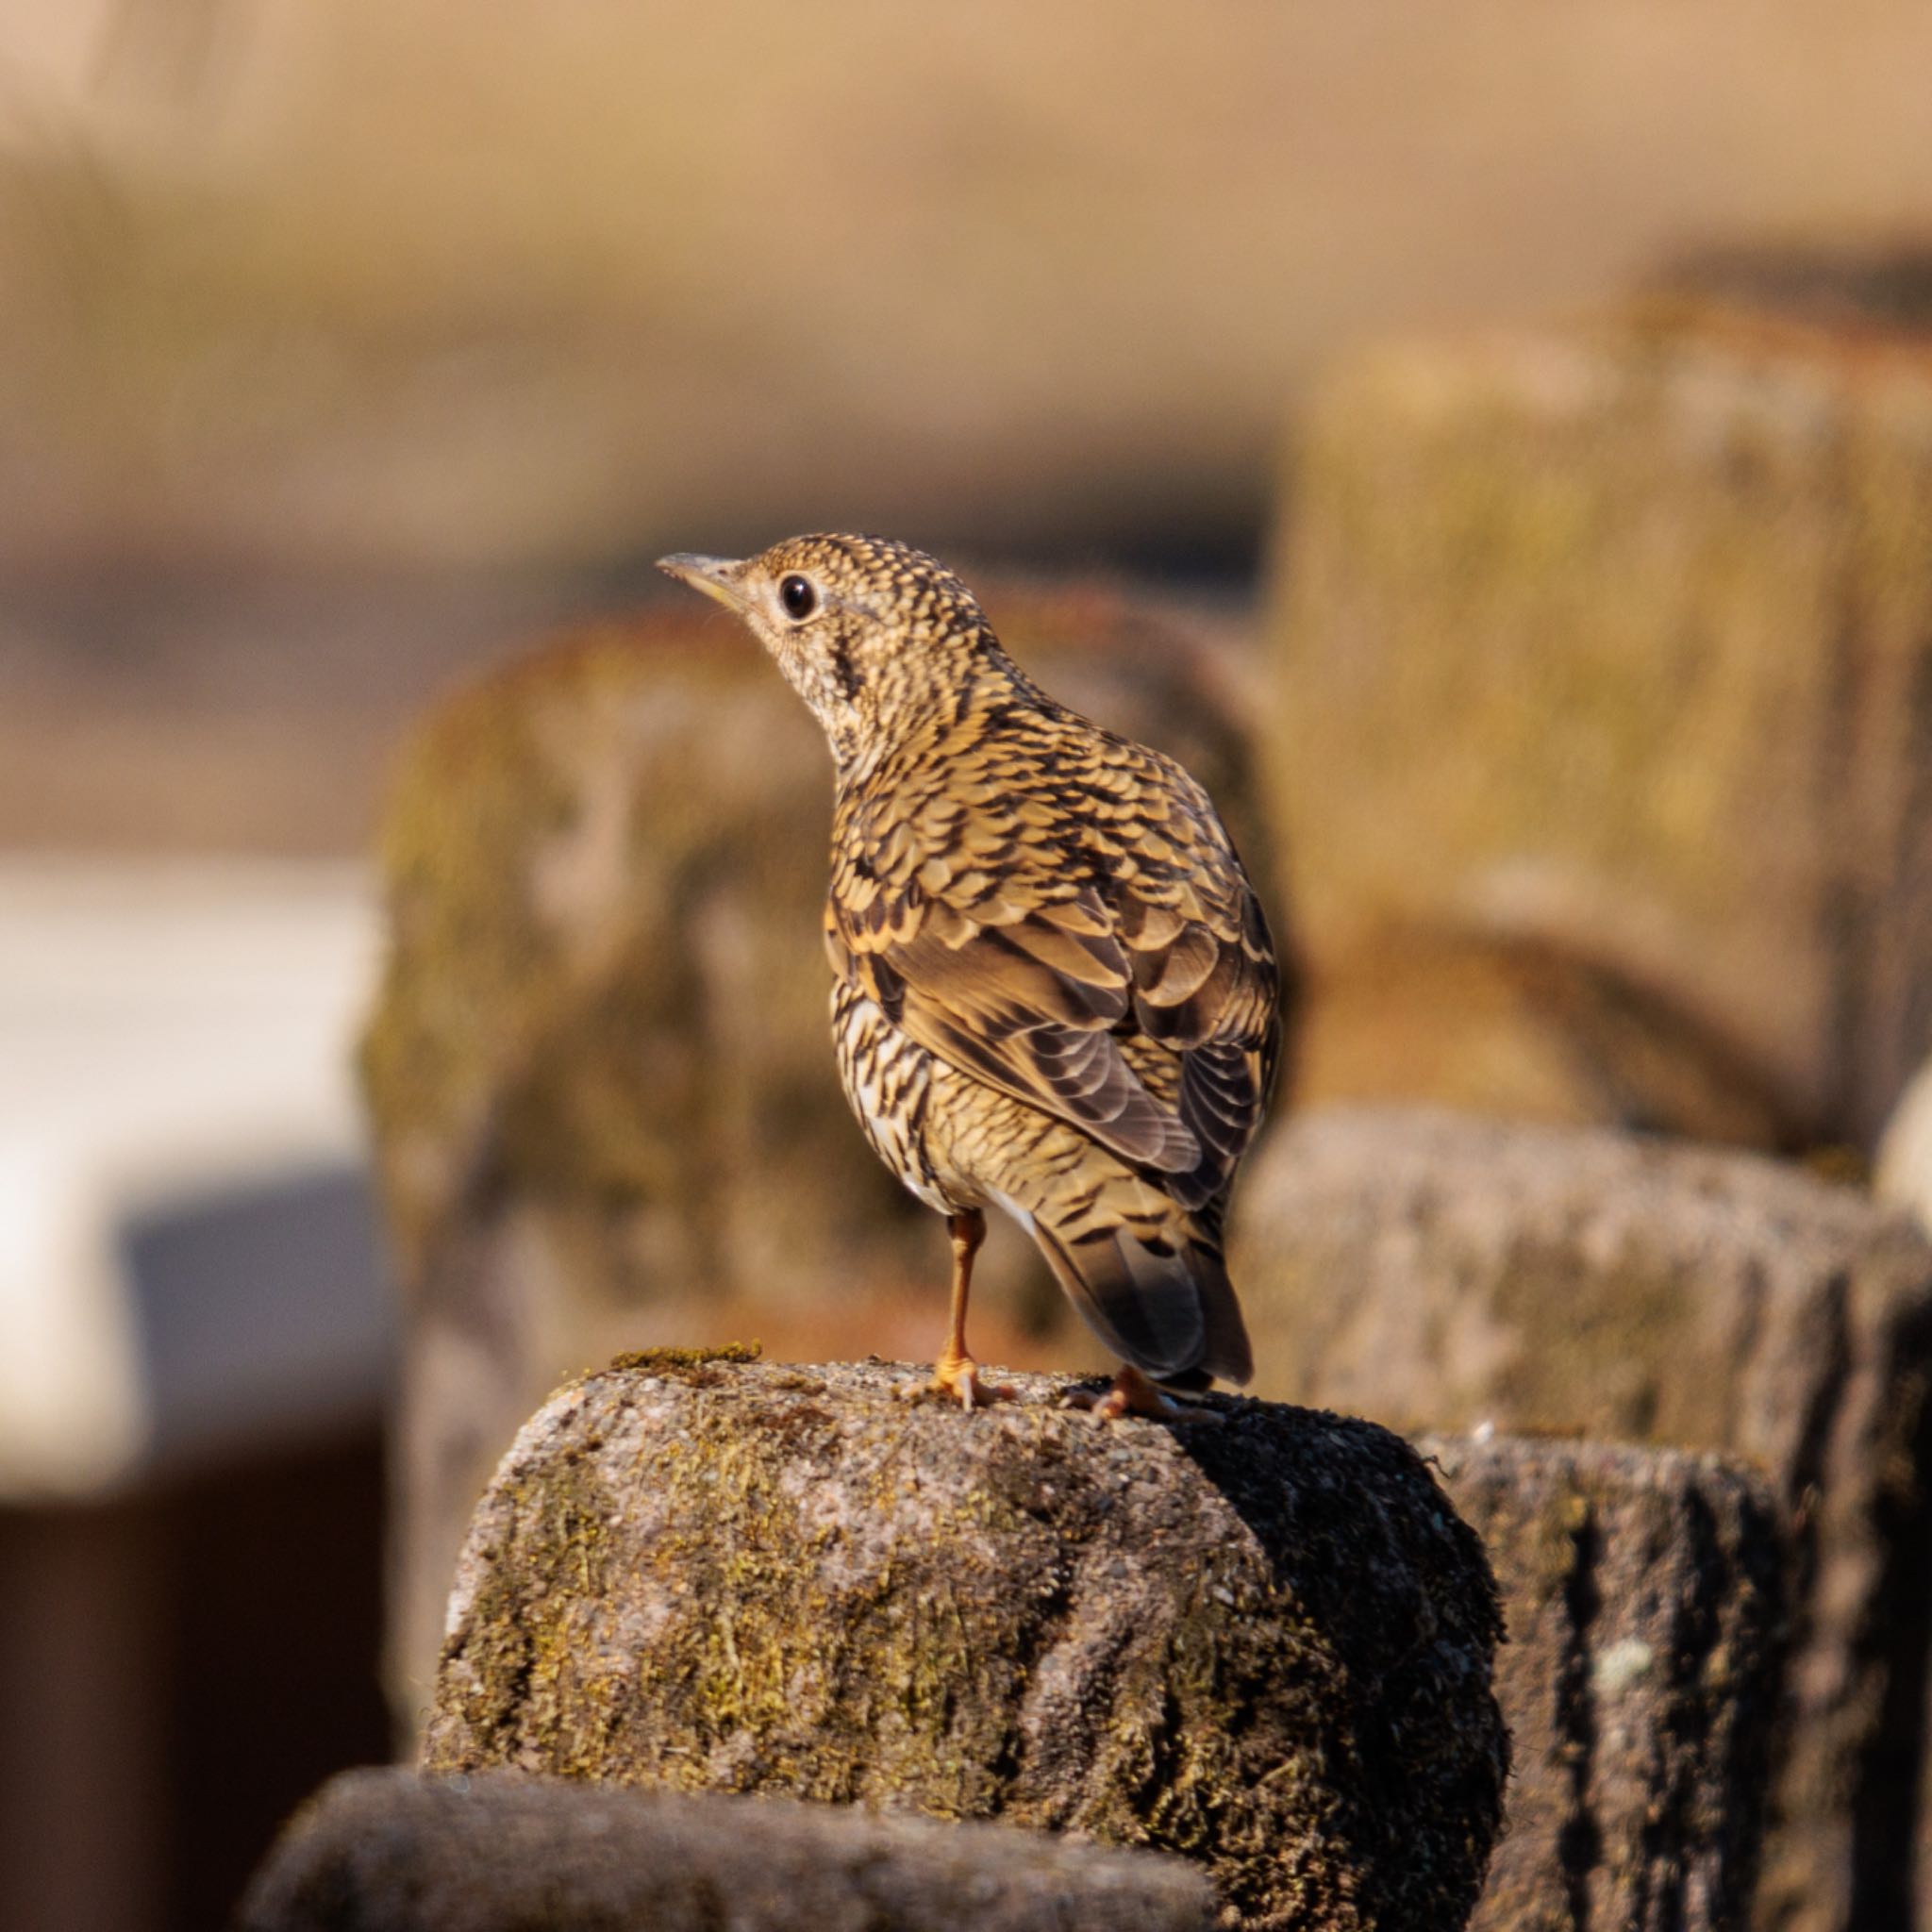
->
xmin=1291 ymin=925 xmax=1788 ymax=1149
xmin=1233 ymin=1106 xmax=1932 ymax=1932
xmin=421 ymin=1356 xmax=1506 ymax=1932
xmin=360 ymin=577 xmax=1283 ymax=1728
xmin=1268 ymin=305 xmax=1932 ymax=1151
xmin=241 ymin=1769 xmax=1218 ymax=1932
xmin=1424 ymin=1435 xmax=1785 ymax=1932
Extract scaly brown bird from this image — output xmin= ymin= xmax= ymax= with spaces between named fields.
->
xmin=659 ymin=536 xmax=1280 ymax=1420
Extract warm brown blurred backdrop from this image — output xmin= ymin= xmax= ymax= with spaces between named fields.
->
xmin=6 ymin=3 xmax=1932 ymax=581
xmin=9 ymin=6 xmax=1932 ymax=1931
xmin=8 ymin=1 xmax=1932 ymax=858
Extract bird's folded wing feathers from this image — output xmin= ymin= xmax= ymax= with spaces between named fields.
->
xmin=826 ymin=887 xmax=1198 ymax=1172
xmin=1116 ymin=817 xmax=1279 ymax=1208
xmin=825 ymin=790 xmax=1278 ymax=1195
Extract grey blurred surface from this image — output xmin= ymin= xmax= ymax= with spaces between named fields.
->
xmin=0 ymin=861 xmax=395 ymax=1929
xmin=123 ymin=1164 xmax=391 ymax=1469
xmin=240 ymin=1770 xmax=1218 ymax=1932
xmin=0 ymin=859 xmax=390 ymax=1494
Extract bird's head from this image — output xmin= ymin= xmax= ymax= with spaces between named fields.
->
xmin=658 ymin=534 xmax=999 ymax=767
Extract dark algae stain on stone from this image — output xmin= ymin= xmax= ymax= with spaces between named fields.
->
xmin=424 ymin=1358 xmax=1508 ymax=1931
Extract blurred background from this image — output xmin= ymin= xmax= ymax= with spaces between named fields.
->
xmin=8 ymin=4 xmax=1932 ymax=1928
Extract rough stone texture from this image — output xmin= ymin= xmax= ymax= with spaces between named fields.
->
xmin=1231 ymin=1106 xmax=1932 ymax=1932
xmin=358 ymin=579 xmax=1282 ymax=1726
xmin=240 ymin=1767 xmax=1217 ymax=1932
xmin=1639 ymin=253 xmax=1932 ymax=1932
xmin=422 ymin=1354 xmax=1507 ymax=1932
xmin=1266 ymin=308 xmax=1932 ymax=1151
xmin=1419 ymin=1435 xmax=1786 ymax=1932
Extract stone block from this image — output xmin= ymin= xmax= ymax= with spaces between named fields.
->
xmin=239 ymin=1767 xmax=1217 ymax=1932
xmin=1423 ymin=1435 xmax=1784 ymax=1932
xmin=423 ymin=1355 xmax=1507 ymax=1932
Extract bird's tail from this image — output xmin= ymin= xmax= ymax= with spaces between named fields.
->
xmin=1025 ymin=1193 xmax=1253 ymax=1390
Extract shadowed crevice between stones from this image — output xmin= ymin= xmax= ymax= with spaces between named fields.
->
xmin=1848 ymin=1297 xmax=1932 ymax=1930
xmin=1555 ymin=1499 xmax=1604 ymax=1932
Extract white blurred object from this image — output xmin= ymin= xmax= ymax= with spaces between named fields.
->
xmin=1876 ymin=1061 xmax=1932 ymax=1238
xmin=0 ymin=858 xmax=391 ymax=1497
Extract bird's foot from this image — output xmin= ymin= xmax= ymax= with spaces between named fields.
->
xmin=898 ymin=1352 xmax=1019 ymax=1412
xmin=1064 ymin=1365 xmax=1224 ymax=1425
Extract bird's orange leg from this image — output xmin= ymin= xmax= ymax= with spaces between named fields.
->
xmin=908 ymin=1209 xmax=1017 ymax=1411
xmin=1066 ymin=1364 xmax=1224 ymax=1425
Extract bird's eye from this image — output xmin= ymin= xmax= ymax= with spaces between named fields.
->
xmin=778 ymin=574 xmax=818 ymax=621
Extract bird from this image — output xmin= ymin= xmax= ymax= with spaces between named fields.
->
xmin=658 ymin=535 xmax=1281 ymax=1420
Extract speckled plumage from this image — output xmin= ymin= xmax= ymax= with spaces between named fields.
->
xmin=659 ymin=535 xmax=1280 ymax=1401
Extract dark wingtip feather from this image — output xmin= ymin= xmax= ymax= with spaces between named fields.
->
xmin=1194 ymin=1241 xmax=1254 ymax=1387
xmin=1028 ymin=1213 xmax=1253 ymax=1389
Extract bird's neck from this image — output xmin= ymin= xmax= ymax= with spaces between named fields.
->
xmin=835 ymin=641 xmax=1047 ymax=794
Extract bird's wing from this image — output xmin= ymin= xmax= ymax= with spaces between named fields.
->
xmin=824 ymin=747 xmax=1278 ymax=1194
xmin=1110 ymin=760 xmax=1280 ymax=1208
xmin=825 ymin=878 xmax=1199 ymax=1174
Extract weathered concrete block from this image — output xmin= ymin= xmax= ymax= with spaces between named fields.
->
xmin=423 ymin=1355 xmax=1507 ymax=1932
xmin=1267 ymin=310 xmax=1932 ymax=1148
xmin=240 ymin=1767 xmax=1217 ymax=1932
xmin=1232 ymin=1106 xmax=1932 ymax=1932
xmin=1421 ymin=1435 xmax=1785 ymax=1932
xmin=358 ymin=580 xmax=1279 ymax=1726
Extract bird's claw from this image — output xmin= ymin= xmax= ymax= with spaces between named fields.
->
xmin=897 ymin=1355 xmax=1019 ymax=1412
xmin=1063 ymin=1366 xmax=1224 ymax=1425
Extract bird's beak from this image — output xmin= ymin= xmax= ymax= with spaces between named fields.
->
xmin=657 ymin=553 xmax=750 ymax=613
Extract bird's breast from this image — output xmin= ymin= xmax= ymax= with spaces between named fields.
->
xmin=829 ymin=980 xmax=959 ymax=1215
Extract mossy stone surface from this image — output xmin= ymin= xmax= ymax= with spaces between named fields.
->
xmin=423 ymin=1357 xmax=1506 ymax=1932
xmin=1233 ymin=1106 xmax=1932 ymax=1932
